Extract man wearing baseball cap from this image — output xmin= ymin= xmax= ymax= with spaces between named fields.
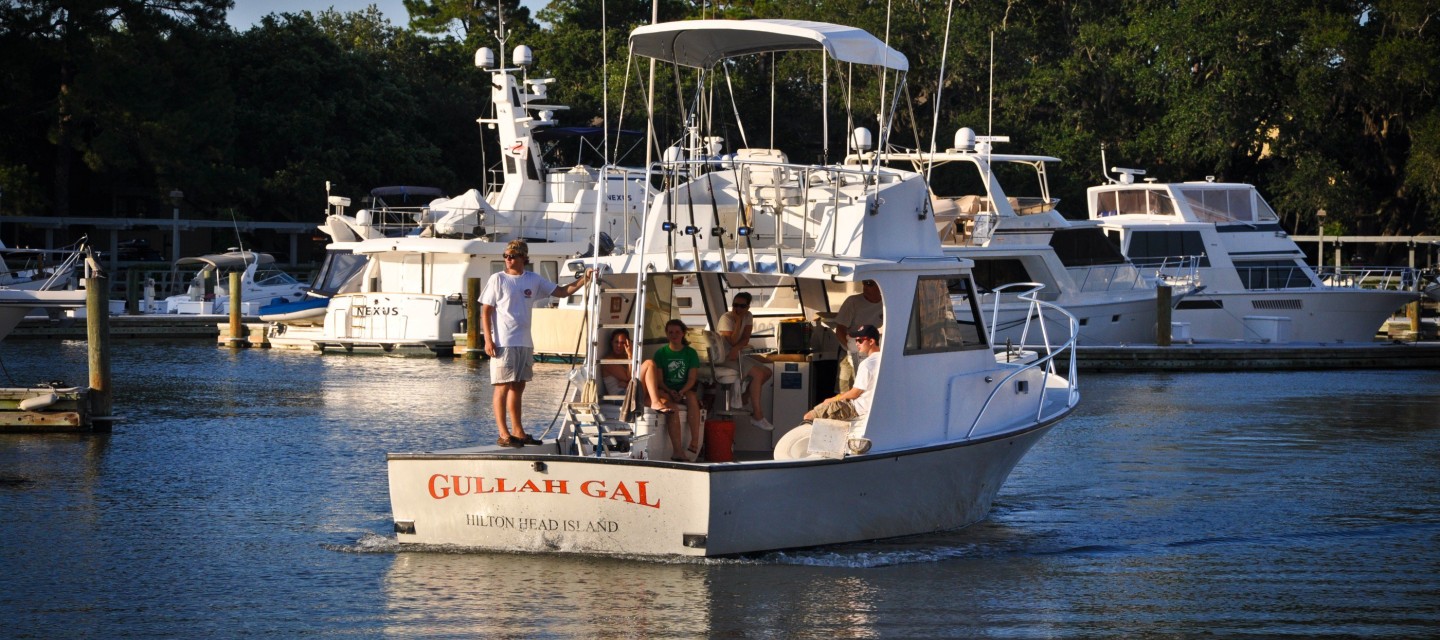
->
xmin=805 ymin=324 xmax=881 ymax=421
xmin=481 ymin=239 xmax=592 ymax=447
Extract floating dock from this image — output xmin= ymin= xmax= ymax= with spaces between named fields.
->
xmin=1074 ymin=341 xmax=1440 ymax=372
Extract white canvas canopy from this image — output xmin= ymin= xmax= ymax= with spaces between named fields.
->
xmin=629 ymin=19 xmax=908 ymax=71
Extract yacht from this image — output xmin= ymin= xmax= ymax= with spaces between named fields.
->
xmin=386 ymin=19 xmax=1080 ymax=556
xmin=1087 ymin=167 xmax=1416 ymax=343
xmin=267 ymin=43 xmax=652 ymax=355
xmin=867 ymin=132 xmax=1188 ymax=346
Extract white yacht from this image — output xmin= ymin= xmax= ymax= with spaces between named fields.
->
xmin=147 ymin=250 xmax=307 ymax=315
xmin=386 ymin=19 xmax=1080 ymax=557
xmin=267 ymin=43 xmax=652 ymax=355
xmin=1087 ymin=168 xmax=1417 ymax=343
xmin=868 ymin=131 xmax=1185 ymax=346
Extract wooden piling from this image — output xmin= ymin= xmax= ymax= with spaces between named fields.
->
xmin=465 ymin=277 xmax=482 ymax=360
xmin=227 ymin=271 xmax=247 ymax=348
xmin=1156 ymin=285 xmax=1173 ymax=347
xmin=85 ymin=276 xmax=113 ymax=431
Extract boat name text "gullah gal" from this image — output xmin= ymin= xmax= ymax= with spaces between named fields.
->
xmin=427 ymin=474 xmax=660 ymax=509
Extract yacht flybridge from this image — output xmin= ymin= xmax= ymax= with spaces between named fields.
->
xmin=1087 ymin=168 xmax=1416 ymax=343
xmin=386 ymin=19 xmax=1080 ymax=556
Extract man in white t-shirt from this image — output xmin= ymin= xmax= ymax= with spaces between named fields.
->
xmin=805 ymin=324 xmax=881 ymax=421
xmin=834 ymin=279 xmax=882 ymax=392
xmin=481 ymin=239 xmax=591 ymax=447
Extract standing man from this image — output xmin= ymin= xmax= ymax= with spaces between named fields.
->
xmin=834 ymin=279 xmax=883 ymax=392
xmin=481 ymin=239 xmax=591 ymax=447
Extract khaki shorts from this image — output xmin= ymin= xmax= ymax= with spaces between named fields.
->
xmin=811 ymin=398 xmax=859 ymax=421
xmin=490 ymin=346 xmax=534 ymax=384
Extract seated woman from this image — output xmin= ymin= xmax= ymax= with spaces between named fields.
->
xmin=717 ymin=292 xmax=774 ymax=431
xmin=638 ymin=319 xmax=704 ymax=461
xmin=600 ymin=328 xmax=634 ymax=397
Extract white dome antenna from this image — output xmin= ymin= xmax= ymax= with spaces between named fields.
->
xmin=850 ymin=127 xmax=873 ymax=152
xmin=474 ymin=47 xmax=495 ymax=69
xmin=953 ymin=127 xmax=976 ymax=152
xmin=512 ymin=45 xmax=533 ymax=68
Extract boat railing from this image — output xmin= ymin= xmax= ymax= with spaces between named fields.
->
xmin=1318 ymin=265 xmax=1422 ymax=292
xmin=971 ymin=283 xmax=1079 ymax=437
xmin=1068 ymin=262 xmax=1149 ymax=293
xmin=1131 ymin=255 xmax=1203 ymax=292
xmin=657 ymin=157 xmax=906 ymax=259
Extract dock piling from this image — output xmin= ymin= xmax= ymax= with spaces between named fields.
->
xmin=85 ymin=276 xmax=113 ymax=431
xmin=466 ymin=277 xmax=482 ymax=360
xmin=1156 ymin=285 xmax=1173 ymax=347
xmin=227 ymin=272 xmax=247 ymax=348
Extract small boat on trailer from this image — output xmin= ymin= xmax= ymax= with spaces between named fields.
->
xmin=385 ymin=19 xmax=1080 ymax=556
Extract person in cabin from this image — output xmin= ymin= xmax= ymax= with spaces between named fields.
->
xmin=481 ymin=239 xmax=592 ymax=447
xmin=600 ymin=328 xmax=634 ymax=397
xmin=834 ymin=279 xmax=883 ymax=392
xmin=639 ymin=318 xmax=704 ymax=461
xmin=716 ymin=292 xmax=775 ymax=431
xmin=804 ymin=325 xmax=881 ymax=422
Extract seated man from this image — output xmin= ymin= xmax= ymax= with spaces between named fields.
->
xmin=717 ymin=292 xmax=774 ymax=431
xmin=804 ymin=325 xmax=881 ymax=422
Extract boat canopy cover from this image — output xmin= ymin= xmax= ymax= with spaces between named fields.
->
xmin=629 ymin=19 xmax=908 ymax=71
xmin=173 ymin=251 xmax=274 ymax=270
xmin=533 ymin=126 xmax=644 ymax=142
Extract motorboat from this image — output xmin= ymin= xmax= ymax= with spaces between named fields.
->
xmin=863 ymin=131 xmax=1191 ymax=346
xmin=1087 ymin=167 xmax=1417 ymax=343
xmin=147 ymin=250 xmax=308 ymax=315
xmin=386 ymin=19 xmax=1080 ymax=557
xmin=268 ymin=42 xmax=651 ymax=355
xmin=0 ymin=242 xmax=94 ymax=340
xmin=0 ymin=239 xmax=85 ymax=291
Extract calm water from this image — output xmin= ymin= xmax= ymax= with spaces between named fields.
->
xmin=1 ymin=340 xmax=1437 ymax=638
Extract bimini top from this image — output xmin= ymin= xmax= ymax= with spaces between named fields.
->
xmin=629 ymin=19 xmax=908 ymax=71
xmin=174 ymin=251 xmax=274 ymax=271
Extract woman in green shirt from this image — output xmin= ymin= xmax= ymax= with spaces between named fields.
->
xmin=640 ymin=319 xmax=703 ymax=461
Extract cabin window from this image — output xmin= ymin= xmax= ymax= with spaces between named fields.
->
xmin=1233 ymin=260 xmax=1314 ymax=290
xmin=1126 ymin=230 xmax=1210 ymax=268
xmin=969 ymin=258 xmax=1032 ymax=293
xmin=905 ymin=276 xmax=986 ymax=355
xmin=1095 ymin=189 xmax=1177 ymax=217
xmin=1050 ymin=227 xmax=1128 ymax=267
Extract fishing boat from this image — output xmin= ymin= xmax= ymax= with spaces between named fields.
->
xmin=0 ymin=243 xmax=93 ymax=340
xmin=1087 ymin=167 xmax=1417 ymax=343
xmin=865 ymin=131 xmax=1193 ymax=346
xmin=385 ymin=19 xmax=1080 ymax=557
xmin=268 ymin=43 xmax=650 ymax=355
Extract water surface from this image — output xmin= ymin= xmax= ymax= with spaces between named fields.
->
xmin=1 ymin=340 xmax=1436 ymax=637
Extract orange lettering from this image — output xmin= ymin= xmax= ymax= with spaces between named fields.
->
xmin=519 ymin=479 xmax=542 ymax=493
xmin=635 ymin=481 xmax=661 ymax=509
xmin=428 ymin=474 xmax=450 ymax=499
xmin=608 ymin=482 xmax=635 ymax=504
xmin=543 ymin=479 xmax=569 ymax=494
xmin=580 ymin=480 xmax=607 ymax=498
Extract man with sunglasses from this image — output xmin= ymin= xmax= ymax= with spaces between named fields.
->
xmin=480 ymin=239 xmax=592 ymax=447
xmin=717 ymin=292 xmax=774 ymax=431
xmin=804 ymin=324 xmax=881 ymax=422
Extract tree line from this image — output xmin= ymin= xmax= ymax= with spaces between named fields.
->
xmin=1 ymin=0 xmax=1435 ymax=259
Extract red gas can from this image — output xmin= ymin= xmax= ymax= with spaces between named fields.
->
xmin=703 ymin=419 xmax=735 ymax=462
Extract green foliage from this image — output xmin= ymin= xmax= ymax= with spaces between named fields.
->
xmin=0 ymin=0 xmax=1434 ymax=239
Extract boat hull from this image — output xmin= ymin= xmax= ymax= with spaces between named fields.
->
xmin=1174 ymin=288 xmax=1414 ymax=342
xmin=387 ymin=417 xmax=1058 ymax=557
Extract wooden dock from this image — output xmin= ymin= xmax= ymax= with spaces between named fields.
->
xmin=1074 ymin=341 xmax=1440 ymax=372
xmin=0 ymin=387 xmax=93 ymax=432
xmin=13 ymin=314 xmax=251 ymax=340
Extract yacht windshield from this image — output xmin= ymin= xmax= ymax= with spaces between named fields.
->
xmin=1177 ymin=187 xmax=1278 ymax=224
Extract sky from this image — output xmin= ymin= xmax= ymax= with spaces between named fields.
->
xmin=225 ymin=1 xmax=544 ymax=30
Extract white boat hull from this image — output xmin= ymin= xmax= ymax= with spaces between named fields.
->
xmin=387 ymin=417 xmax=1058 ymax=557
xmin=1175 ymin=288 xmax=1413 ymax=342
xmin=987 ymin=295 xmax=1158 ymax=347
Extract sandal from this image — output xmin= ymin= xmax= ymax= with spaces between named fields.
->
xmin=686 ymin=446 xmax=702 ymax=462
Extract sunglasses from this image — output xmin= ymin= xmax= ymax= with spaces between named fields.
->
xmin=503 ymin=254 xmax=523 ymax=260
xmin=732 ymin=302 xmax=749 ymax=309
